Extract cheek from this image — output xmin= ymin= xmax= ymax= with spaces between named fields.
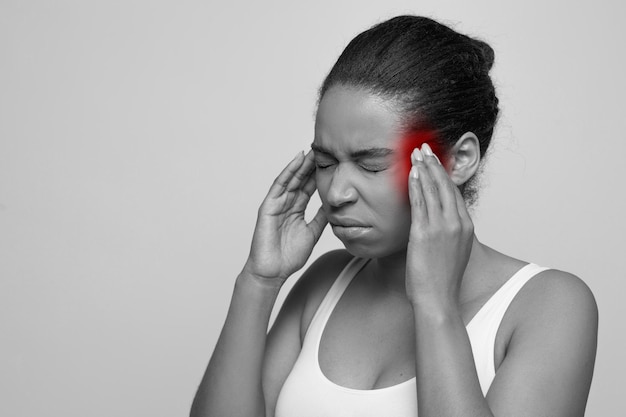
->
xmin=393 ymin=130 xmax=446 ymax=195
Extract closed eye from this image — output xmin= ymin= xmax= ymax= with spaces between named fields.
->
xmin=315 ymin=161 xmax=387 ymax=172
xmin=315 ymin=161 xmax=335 ymax=170
xmin=359 ymin=164 xmax=387 ymax=173
xmin=315 ymin=160 xmax=335 ymax=169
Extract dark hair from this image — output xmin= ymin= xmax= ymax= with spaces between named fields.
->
xmin=317 ymin=15 xmax=499 ymax=206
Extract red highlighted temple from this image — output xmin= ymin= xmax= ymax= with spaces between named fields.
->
xmin=394 ymin=130 xmax=446 ymax=195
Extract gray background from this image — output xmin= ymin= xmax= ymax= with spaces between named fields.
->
xmin=1 ymin=0 xmax=624 ymax=416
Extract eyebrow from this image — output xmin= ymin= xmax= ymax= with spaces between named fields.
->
xmin=310 ymin=143 xmax=394 ymax=158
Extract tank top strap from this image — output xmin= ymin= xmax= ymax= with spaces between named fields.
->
xmin=304 ymin=257 xmax=370 ymax=344
xmin=470 ymin=263 xmax=550 ymax=326
xmin=466 ymin=262 xmax=550 ymax=395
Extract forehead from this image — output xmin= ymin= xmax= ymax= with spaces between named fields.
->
xmin=314 ymin=86 xmax=403 ymax=152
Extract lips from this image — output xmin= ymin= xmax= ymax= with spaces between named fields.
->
xmin=327 ymin=217 xmax=369 ymax=228
xmin=328 ymin=216 xmax=372 ymax=240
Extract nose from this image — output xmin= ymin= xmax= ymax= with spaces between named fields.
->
xmin=324 ymin=164 xmax=358 ymax=208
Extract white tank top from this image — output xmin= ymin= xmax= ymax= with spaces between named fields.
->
xmin=275 ymin=257 xmax=549 ymax=417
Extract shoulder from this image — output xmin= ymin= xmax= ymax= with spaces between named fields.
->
xmin=516 ymin=268 xmax=597 ymax=327
xmin=488 ymin=268 xmax=598 ymax=415
xmin=285 ymin=249 xmax=354 ymax=342
xmin=507 ymin=267 xmax=598 ymax=351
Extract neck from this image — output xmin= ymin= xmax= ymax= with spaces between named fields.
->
xmin=368 ymin=234 xmax=490 ymax=301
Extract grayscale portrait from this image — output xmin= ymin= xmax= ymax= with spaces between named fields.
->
xmin=1 ymin=2 xmax=623 ymax=417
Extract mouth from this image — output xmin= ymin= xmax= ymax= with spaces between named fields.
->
xmin=329 ymin=221 xmax=369 ymax=228
xmin=327 ymin=215 xmax=370 ymax=228
xmin=329 ymin=221 xmax=373 ymax=240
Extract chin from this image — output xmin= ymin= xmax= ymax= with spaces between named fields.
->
xmin=340 ymin=239 xmax=407 ymax=260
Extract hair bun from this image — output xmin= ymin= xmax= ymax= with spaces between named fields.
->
xmin=472 ymin=39 xmax=495 ymax=73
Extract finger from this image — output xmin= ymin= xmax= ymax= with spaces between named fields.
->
xmin=307 ymin=206 xmax=328 ymax=242
xmin=413 ymin=148 xmax=442 ymax=219
xmin=408 ymin=165 xmax=428 ymax=225
xmin=292 ymin=175 xmax=317 ymax=212
xmin=453 ymin=185 xmax=473 ymax=224
xmin=301 ymin=173 xmax=317 ymax=198
xmin=286 ymin=150 xmax=315 ymax=191
xmin=421 ymin=143 xmax=457 ymax=218
xmin=267 ymin=151 xmax=305 ymax=198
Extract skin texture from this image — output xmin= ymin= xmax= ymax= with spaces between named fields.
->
xmin=191 ymin=85 xmax=598 ymax=417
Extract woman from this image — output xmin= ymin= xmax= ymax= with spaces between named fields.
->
xmin=191 ymin=15 xmax=597 ymax=417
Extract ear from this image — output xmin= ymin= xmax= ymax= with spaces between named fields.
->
xmin=445 ymin=132 xmax=481 ymax=186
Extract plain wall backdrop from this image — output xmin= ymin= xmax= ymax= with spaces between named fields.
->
xmin=1 ymin=1 xmax=624 ymax=416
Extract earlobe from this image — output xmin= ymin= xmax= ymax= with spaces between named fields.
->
xmin=446 ymin=132 xmax=481 ymax=186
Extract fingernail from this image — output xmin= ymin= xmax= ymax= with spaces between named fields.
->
xmin=294 ymin=150 xmax=304 ymax=160
xmin=410 ymin=166 xmax=419 ymax=179
xmin=433 ymin=154 xmax=441 ymax=165
xmin=422 ymin=143 xmax=433 ymax=156
xmin=412 ymin=148 xmax=423 ymax=162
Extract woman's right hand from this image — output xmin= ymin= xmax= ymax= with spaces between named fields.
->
xmin=242 ymin=150 xmax=328 ymax=284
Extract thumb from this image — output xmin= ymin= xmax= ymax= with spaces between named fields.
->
xmin=307 ymin=206 xmax=328 ymax=243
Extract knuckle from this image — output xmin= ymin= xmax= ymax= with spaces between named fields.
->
xmin=429 ymin=223 xmax=443 ymax=234
xmin=424 ymin=184 xmax=439 ymax=195
xmin=293 ymin=170 xmax=307 ymax=181
xmin=411 ymin=195 xmax=425 ymax=208
xmin=411 ymin=228 xmax=429 ymax=241
xmin=448 ymin=221 xmax=462 ymax=234
xmin=446 ymin=218 xmax=463 ymax=232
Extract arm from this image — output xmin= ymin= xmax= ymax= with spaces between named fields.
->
xmin=410 ymin=271 xmax=597 ymax=417
xmin=485 ymin=270 xmax=597 ymax=416
xmin=190 ymin=272 xmax=282 ymax=417
xmin=407 ymin=144 xmax=487 ymax=416
xmin=190 ymin=150 xmax=327 ymax=417
xmin=406 ymin=144 xmax=597 ymax=417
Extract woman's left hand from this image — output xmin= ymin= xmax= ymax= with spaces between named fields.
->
xmin=405 ymin=143 xmax=474 ymax=308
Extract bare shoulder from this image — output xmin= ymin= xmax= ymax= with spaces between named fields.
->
xmin=488 ymin=268 xmax=598 ymax=415
xmin=513 ymin=268 xmax=598 ymax=329
xmin=502 ymin=267 xmax=599 ymax=365
xmin=285 ymin=249 xmax=354 ymax=342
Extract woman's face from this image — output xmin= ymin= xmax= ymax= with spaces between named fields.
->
xmin=313 ymin=85 xmax=414 ymax=259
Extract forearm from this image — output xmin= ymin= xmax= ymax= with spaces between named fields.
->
xmin=412 ymin=298 xmax=494 ymax=417
xmin=191 ymin=272 xmax=282 ymax=417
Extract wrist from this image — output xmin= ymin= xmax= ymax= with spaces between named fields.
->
xmin=236 ymin=269 xmax=285 ymax=294
xmin=409 ymin=293 xmax=461 ymax=324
